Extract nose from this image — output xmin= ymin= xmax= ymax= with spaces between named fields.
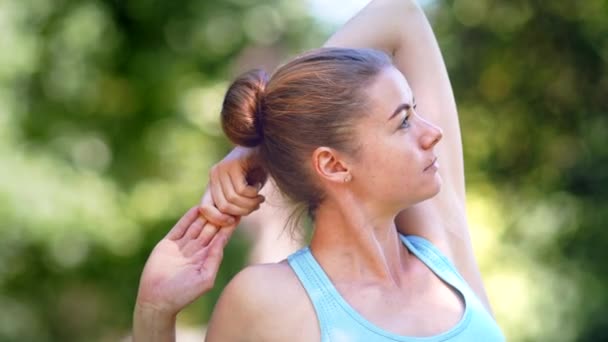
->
xmin=419 ymin=117 xmax=443 ymax=150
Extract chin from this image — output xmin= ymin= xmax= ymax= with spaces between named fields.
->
xmin=424 ymin=176 xmax=443 ymax=199
xmin=394 ymin=183 xmax=443 ymax=211
xmin=433 ymin=174 xmax=443 ymax=191
xmin=390 ymin=175 xmax=443 ymax=210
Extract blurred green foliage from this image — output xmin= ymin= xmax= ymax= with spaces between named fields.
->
xmin=0 ymin=0 xmax=606 ymax=341
xmin=434 ymin=0 xmax=608 ymax=340
xmin=0 ymin=0 xmax=326 ymax=340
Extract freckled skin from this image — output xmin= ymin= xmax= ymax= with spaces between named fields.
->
xmin=204 ymin=0 xmax=496 ymax=340
xmin=349 ymin=66 xmax=442 ymax=215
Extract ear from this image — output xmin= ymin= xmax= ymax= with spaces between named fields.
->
xmin=311 ymin=147 xmax=351 ymax=184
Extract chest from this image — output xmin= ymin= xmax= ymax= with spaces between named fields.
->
xmin=336 ymin=270 xmax=465 ymax=337
xmin=259 ymin=265 xmax=466 ymax=342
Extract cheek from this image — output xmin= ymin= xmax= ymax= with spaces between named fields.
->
xmin=355 ymin=131 xmax=419 ymax=182
xmin=364 ymin=145 xmax=417 ymax=183
xmin=385 ymin=140 xmax=418 ymax=172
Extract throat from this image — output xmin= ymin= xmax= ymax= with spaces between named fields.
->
xmin=310 ymin=220 xmax=413 ymax=286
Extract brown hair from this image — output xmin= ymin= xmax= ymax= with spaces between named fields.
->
xmin=221 ymin=47 xmax=392 ymax=226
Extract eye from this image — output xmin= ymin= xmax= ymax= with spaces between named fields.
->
xmin=399 ymin=110 xmax=410 ymax=129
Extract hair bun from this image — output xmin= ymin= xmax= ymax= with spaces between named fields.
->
xmin=221 ymin=69 xmax=268 ymax=147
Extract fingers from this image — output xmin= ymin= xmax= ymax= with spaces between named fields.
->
xmin=196 ymin=223 xmax=219 ymax=247
xmin=217 ymin=224 xmax=237 ymax=242
xmin=210 ymin=167 xmax=255 ymax=217
xmin=199 ymin=205 xmax=236 ymax=227
xmin=184 ymin=216 xmax=206 ymax=240
xmin=199 ymin=190 xmax=236 ymax=226
xmin=196 ymin=215 xmax=240 ymax=248
xmin=203 ymin=156 xmax=265 ymax=227
xmin=209 ymin=167 xmax=238 ymax=214
xmin=181 ymin=220 xmax=219 ymax=256
xmin=184 ymin=217 xmax=240 ymax=254
xmin=229 ymin=167 xmax=261 ymax=199
xmin=199 ymin=226 xmax=236 ymax=287
xmin=166 ymin=206 xmax=200 ymax=241
xmin=220 ymin=170 xmax=265 ymax=212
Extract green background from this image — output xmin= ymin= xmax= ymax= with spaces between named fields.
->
xmin=0 ymin=0 xmax=606 ymax=341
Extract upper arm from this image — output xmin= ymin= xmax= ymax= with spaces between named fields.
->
xmin=323 ymin=0 xmax=494 ymax=315
xmin=205 ymin=265 xmax=289 ymax=342
xmin=204 ymin=267 xmax=261 ymax=342
xmin=390 ymin=7 xmax=465 ymax=200
xmin=387 ymin=5 xmax=496 ymax=316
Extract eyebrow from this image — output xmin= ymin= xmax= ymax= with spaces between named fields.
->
xmin=387 ymin=98 xmax=416 ymax=121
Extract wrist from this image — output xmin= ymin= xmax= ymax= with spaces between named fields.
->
xmin=134 ymin=300 xmax=178 ymax=321
xmin=133 ymin=302 xmax=177 ymax=342
xmin=228 ymin=146 xmax=254 ymax=160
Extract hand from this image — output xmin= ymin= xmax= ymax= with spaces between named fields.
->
xmin=135 ymin=206 xmax=236 ymax=317
xmin=199 ymin=146 xmax=267 ymax=225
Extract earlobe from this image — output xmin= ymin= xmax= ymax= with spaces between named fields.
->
xmin=312 ymin=147 xmax=351 ymax=184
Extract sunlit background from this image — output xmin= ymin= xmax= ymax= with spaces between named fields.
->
xmin=1 ymin=0 xmax=607 ymax=341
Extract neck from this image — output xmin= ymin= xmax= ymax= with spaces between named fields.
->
xmin=309 ymin=195 xmax=412 ymax=286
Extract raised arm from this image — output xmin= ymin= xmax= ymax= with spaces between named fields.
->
xmin=325 ymin=0 xmax=464 ymax=199
xmin=324 ymin=0 xmax=494 ymax=315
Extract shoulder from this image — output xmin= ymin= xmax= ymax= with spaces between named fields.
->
xmin=221 ymin=261 xmax=305 ymax=313
xmin=205 ymin=261 xmax=319 ymax=342
xmin=226 ymin=260 xmax=296 ymax=293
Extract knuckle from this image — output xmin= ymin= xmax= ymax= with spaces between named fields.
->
xmin=211 ymin=212 xmax=225 ymax=223
xmin=200 ymin=206 xmax=216 ymax=219
xmin=234 ymin=183 xmax=245 ymax=195
xmin=226 ymin=191 xmax=239 ymax=203
xmin=200 ymin=203 xmax=212 ymax=212
xmin=216 ymin=202 xmax=230 ymax=213
xmin=246 ymin=202 xmax=258 ymax=211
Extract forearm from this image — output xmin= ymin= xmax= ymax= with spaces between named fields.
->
xmin=331 ymin=0 xmax=488 ymax=314
xmin=133 ymin=303 xmax=176 ymax=342
xmin=328 ymin=0 xmax=465 ymax=195
xmin=324 ymin=0 xmax=424 ymax=55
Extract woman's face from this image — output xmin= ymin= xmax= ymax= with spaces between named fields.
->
xmin=349 ymin=66 xmax=443 ymax=213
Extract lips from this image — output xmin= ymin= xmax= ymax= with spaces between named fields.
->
xmin=424 ymin=157 xmax=438 ymax=171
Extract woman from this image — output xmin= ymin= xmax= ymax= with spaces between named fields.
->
xmin=133 ymin=0 xmax=505 ymax=340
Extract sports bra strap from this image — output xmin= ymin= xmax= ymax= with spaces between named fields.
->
xmin=288 ymin=248 xmax=335 ymax=340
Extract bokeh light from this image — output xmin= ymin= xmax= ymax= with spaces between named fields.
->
xmin=0 ymin=0 xmax=606 ymax=341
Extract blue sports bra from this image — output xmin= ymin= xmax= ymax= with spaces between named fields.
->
xmin=287 ymin=234 xmax=505 ymax=341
